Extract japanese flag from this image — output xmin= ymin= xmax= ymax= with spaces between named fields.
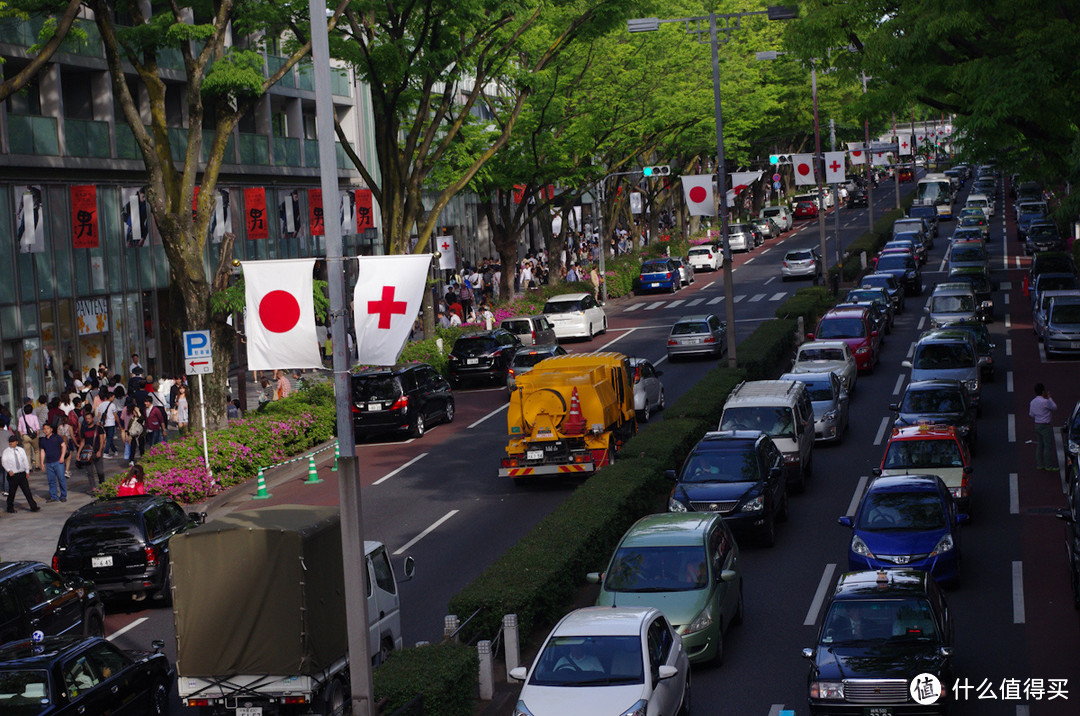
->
xmin=353 ymin=254 xmax=432 ymax=366
xmin=898 ymin=133 xmax=912 ymax=155
xmin=846 ymin=142 xmax=867 ymax=165
xmin=824 ymin=152 xmax=847 ymax=184
xmin=436 ymin=235 xmax=457 ymax=269
xmin=681 ymin=175 xmax=716 ymax=216
xmin=792 ymin=154 xmax=816 ymax=186
xmin=242 ymin=259 xmax=323 ymax=371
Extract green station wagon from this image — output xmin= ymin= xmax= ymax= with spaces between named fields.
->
xmin=588 ymin=512 xmax=743 ymax=664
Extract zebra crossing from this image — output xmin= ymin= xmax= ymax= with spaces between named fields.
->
xmin=622 ymin=291 xmax=790 ymax=312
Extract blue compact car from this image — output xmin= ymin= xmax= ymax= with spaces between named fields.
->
xmin=838 ymin=474 xmax=967 ymax=583
xmin=637 ymin=258 xmax=681 ymax=294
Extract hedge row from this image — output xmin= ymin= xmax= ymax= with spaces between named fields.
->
xmin=735 ymin=318 xmax=799 ymax=380
xmin=774 ymin=286 xmax=839 ymax=327
xmin=829 ymin=191 xmax=917 ymax=282
xmin=373 ymin=642 xmax=477 ymax=716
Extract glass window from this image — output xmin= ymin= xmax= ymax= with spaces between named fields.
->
xmin=679 ymin=449 xmax=759 ymax=483
xmin=529 ymin=635 xmax=643 ymax=686
xmin=821 ymin=598 xmax=939 ymax=644
xmin=883 ymin=438 xmax=964 ymax=469
xmin=11 ymin=573 xmax=44 ymax=609
xmin=143 ymin=508 xmax=166 ymax=539
xmin=17 ymin=252 xmax=36 ymax=303
xmin=32 ymin=566 xmax=66 ymax=600
xmin=720 ymin=406 xmax=796 ymax=438
xmin=371 ymin=548 xmax=396 ymax=594
xmin=63 ymin=655 xmax=100 ymax=698
xmin=86 ymin=641 xmax=131 ymax=681
xmin=603 ymin=545 xmax=708 ymax=592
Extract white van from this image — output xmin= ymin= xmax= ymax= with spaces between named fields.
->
xmin=760 ymin=205 xmax=793 ymax=231
xmin=718 ymin=380 xmax=816 ymax=491
xmin=965 ymin=193 xmax=993 ymax=218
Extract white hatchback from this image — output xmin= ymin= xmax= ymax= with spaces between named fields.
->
xmin=511 ymin=606 xmax=690 ymax=716
xmin=542 ymin=292 xmax=607 ymax=340
xmin=760 ymin=205 xmax=793 ymax=231
xmin=687 ymin=245 xmax=722 ymax=272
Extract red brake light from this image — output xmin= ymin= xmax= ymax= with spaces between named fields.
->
xmin=390 ymin=395 xmax=409 ymax=411
xmin=187 ymin=699 xmax=211 ymax=707
xmin=508 ymin=368 xmax=515 ymax=376
xmin=145 ymin=546 xmax=158 ymax=565
xmin=52 ymin=555 xmax=59 ymax=571
xmin=667 ymin=339 xmax=678 ymax=346
xmin=666 ymin=272 xmax=672 ymax=279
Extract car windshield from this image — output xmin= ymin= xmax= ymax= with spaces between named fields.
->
xmin=821 ymin=598 xmax=940 ymax=645
xmin=857 ymin=491 xmax=948 ymax=531
xmin=797 ymin=202 xmax=814 ymax=210
xmin=960 ymin=217 xmax=984 ymax=227
xmin=931 ymin=295 xmax=975 ymax=313
xmin=802 ymin=382 xmax=835 ymax=402
xmin=951 ymin=247 xmax=985 ymax=263
xmin=513 ymin=352 xmax=554 ymax=369
xmin=845 ymin=290 xmax=884 ymax=305
xmin=950 ymin=274 xmax=991 ymax=293
xmin=501 ymin=319 xmax=532 ymax=335
xmin=901 ymin=388 xmax=965 ymax=413
xmin=543 ymin=300 xmax=582 ymax=314
xmin=968 ymin=199 xmax=988 ymax=207
xmin=764 ymin=208 xmax=781 ymax=217
xmin=671 ymin=321 xmax=709 ymax=336
xmin=817 ymin=317 xmax=866 ymax=339
xmin=953 ymin=230 xmax=982 ymax=241
xmin=353 ymin=376 xmax=400 ymax=402
xmin=641 ymin=261 xmax=669 ymax=274
xmin=913 ymin=343 xmax=975 ymax=369
xmin=861 ymin=276 xmax=894 ymax=291
xmin=529 ymin=635 xmax=644 ymax=687
xmin=720 ymin=406 xmax=796 ymax=438
xmin=884 ymin=438 xmax=964 ymax=468
xmin=1038 ymin=277 xmax=1079 ymax=294
xmin=1051 ymin=304 xmax=1080 ymax=324
xmin=0 ymin=669 xmax=51 ymax=715
xmin=689 ymin=247 xmax=711 ymax=256
xmin=945 ymin=325 xmax=991 ymax=352
xmin=452 ymin=337 xmax=497 ymax=356
xmin=679 ymin=449 xmax=760 ymax=483
xmin=798 ymin=347 xmax=846 ymax=362
xmin=786 ymin=251 xmax=814 ymax=261
xmin=63 ymin=519 xmax=142 ymax=549
xmin=604 ymin=545 xmax=709 ymax=592
xmin=1029 ymin=225 xmax=1057 ymax=239
xmin=876 ymin=255 xmax=913 ymax=272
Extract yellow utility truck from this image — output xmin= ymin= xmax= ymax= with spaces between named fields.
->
xmin=499 ymin=352 xmax=636 ymax=482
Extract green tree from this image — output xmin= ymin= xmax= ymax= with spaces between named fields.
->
xmin=0 ymin=0 xmax=83 ymax=101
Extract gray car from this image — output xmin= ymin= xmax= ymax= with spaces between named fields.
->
xmin=902 ymin=329 xmax=982 ymax=413
xmin=1045 ymin=296 xmax=1080 ymax=358
xmin=667 ymin=314 xmax=727 ymax=361
xmin=781 ymin=248 xmax=822 ymax=281
xmin=499 ymin=314 xmax=557 ymax=347
xmin=505 ymin=344 xmax=567 ymax=393
xmin=673 ymin=257 xmax=695 ymax=286
xmin=629 ymin=357 xmax=665 ymax=422
xmin=779 ymin=371 xmax=849 ymax=443
xmin=727 ymin=223 xmax=756 ymax=252
xmin=1034 ymin=290 xmax=1080 ymax=341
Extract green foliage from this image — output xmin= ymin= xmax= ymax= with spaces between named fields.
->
xmin=210 ymin=279 xmax=329 ymax=322
xmin=736 ymin=318 xmax=798 ymax=380
xmin=164 ymin=21 xmax=214 ymax=45
xmin=662 ymin=367 xmax=746 ymax=427
xmin=774 ymin=286 xmax=838 ymax=326
xmin=374 ymin=642 xmax=477 ymax=716
xmin=202 ymin=48 xmax=266 ymax=98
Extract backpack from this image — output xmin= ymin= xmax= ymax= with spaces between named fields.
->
xmin=127 ymin=418 xmax=145 ymax=438
xmin=18 ymin=415 xmax=36 ymax=440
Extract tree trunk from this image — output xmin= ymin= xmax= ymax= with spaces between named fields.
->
xmin=483 ymin=197 xmax=518 ymax=302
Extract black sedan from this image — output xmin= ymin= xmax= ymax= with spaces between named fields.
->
xmin=890 ymin=379 xmax=978 ymax=447
xmin=447 ymin=329 xmax=521 ymax=387
xmin=0 ymin=634 xmax=173 ymax=714
xmin=847 ymin=188 xmax=868 ymax=208
xmin=352 ymin=363 xmax=454 ymax=439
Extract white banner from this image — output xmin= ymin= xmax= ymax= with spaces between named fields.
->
xmin=354 ymin=255 xmax=432 ymax=366
xmin=242 ymin=259 xmax=323 ymax=371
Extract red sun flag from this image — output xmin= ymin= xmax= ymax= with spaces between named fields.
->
xmin=681 ymin=174 xmax=716 ymax=217
xmin=792 ymin=154 xmax=816 ymax=186
xmin=241 ymin=258 xmax=323 ymax=370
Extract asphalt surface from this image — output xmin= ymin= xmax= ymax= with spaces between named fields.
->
xmin=9 ymin=171 xmax=1080 ymax=716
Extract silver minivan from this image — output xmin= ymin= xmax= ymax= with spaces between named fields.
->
xmin=926 ymin=283 xmax=978 ymax=329
xmin=902 ymin=329 xmax=981 ymax=413
xmin=718 ymin=380 xmax=815 ymax=490
xmin=500 ymin=314 xmax=557 ymax=347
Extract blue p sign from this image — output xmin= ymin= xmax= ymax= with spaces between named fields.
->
xmin=183 ymin=330 xmax=211 ymax=360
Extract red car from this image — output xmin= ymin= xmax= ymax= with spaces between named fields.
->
xmin=807 ymin=306 xmax=882 ymax=372
xmin=898 ymin=165 xmax=915 ymax=182
xmin=793 ymin=200 xmax=818 ymax=219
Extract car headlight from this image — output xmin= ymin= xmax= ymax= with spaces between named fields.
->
xmin=685 ymin=605 xmax=714 ymax=635
xmin=963 ymin=379 xmax=980 ymax=393
xmin=668 ymin=497 xmax=688 ymax=513
xmin=513 ymin=702 xmax=535 ymax=716
xmin=855 ymin=346 xmax=870 ymax=355
xmin=810 ymin=681 xmax=845 ymax=699
xmin=931 ymin=533 xmax=955 ymax=555
xmin=822 ymin=409 xmax=838 ymax=422
xmin=741 ymin=494 xmax=764 ymax=512
xmin=1069 ymin=440 xmax=1080 ymax=455
xmin=851 ymin=534 xmax=874 ymax=557
xmin=619 ymin=700 xmax=649 ymax=716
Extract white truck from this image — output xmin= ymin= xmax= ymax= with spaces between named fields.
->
xmin=171 ymin=505 xmax=413 ymax=715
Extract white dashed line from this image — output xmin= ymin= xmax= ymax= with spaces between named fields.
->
xmin=373 ymin=453 xmax=429 ymax=485
xmin=686 ymin=298 xmax=705 ymax=307
xmin=623 ymin=303 xmax=645 ymax=312
xmin=1005 ymin=314 xmax=1012 ymax=329
xmin=668 ymin=299 xmax=685 ymax=309
xmin=1007 ymin=371 xmax=1013 ymax=393
xmin=770 ymin=292 xmax=787 ymax=301
xmin=873 ymin=416 xmax=891 ymax=445
xmin=745 ymin=257 xmax=755 ymax=264
xmin=805 ymin=564 xmax=838 ymax=626
xmin=1007 ymin=414 xmax=1016 ymax=443
xmin=764 ymin=276 xmax=777 ymax=285
xmin=767 ymin=706 xmax=786 ymax=716
xmin=907 ymin=342 xmax=916 ymax=359
xmin=750 ymin=293 xmax=767 ymax=302
xmin=1000 ymin=281 xmax=1012 ymax=291
xmin=645 ymin=301 xmax=665 ymax=311
xmin=708 ymin=296 xmax=724 ymax=305
xmin=892 ymin=374 xmax=905 ymax=396
xmin=847 ymin=475 xmax=869 ymax=517
xmin=702 ymin=281 xmax=715 ymax=290
xmin=1012 ymin=561 xmax=1025 ymax=624
xmin=1006 ymin=339 xmax=1013 ymax=356
xmin=394 ymin=509 xmax=459 ymax=555
xmin=1009 ymin=473 xmax=1019 ymax=514
xmin=733 ymin=295 xmax=746 ymax=303
xmin=107 ymin=617 xmax=148 ymax=642
xmin=1004 ymin=294 xmax=1010 ymax=306
xmin=917 ymin=316 xmax=926 ymax=331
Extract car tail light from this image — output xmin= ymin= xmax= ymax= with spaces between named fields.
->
xmin=352 ymin=405 xmax=362 ymax=414
xmin=284 ymin=696 xmax=308 ymax=705
xmin=145 ymin=546 xmax=158 ymax=565
xmin=782 ymin=261 xmax=789 ymax=267
xmin=666 ymin=272 xmax=672 ymax=279
xmin=703 ymin=336 xmax=716 ymax=343
xmin=508 ymin=368 xmax=515 ymax=376
xmin=667 ymin=339 xmax=678 ymax=346
xmin=531 ymin=330 xmax=536 ymax=343
xmin=634 ymin=366 xmax=642 ymax=383
xmin=708 ymin=253 xmax=713 ymax=259
xmin=52 ymin=555 xmax=59 ymax=571
xmin=501 ymin=457 xmax=520 ymax=468
xmin=390 ymin=395 xmax=409 ymax=411
xmin=187 ymin=699 xmax=212 ymax=707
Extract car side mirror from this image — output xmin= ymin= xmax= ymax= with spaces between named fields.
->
xmin=801 ymin=647 xmax=814 ymax=660
xmin=769 ymin=466 xmax=782 ymax=479
xmin=901 ymin=360 xmax=913 ymax=369
xmin=657 ymin=665 xmax=679 ymax=680
xmin=402 ymin=555 xmax=416 ymax=581
xmin=940 ymin=646 xmax=954 ymax=659
xmin=888 ymin=403 xmax=899 ymax=412
xmin=923 ymin=305 xmax=930 ymax=313
xmin=871 ymin=330 xmax=880 ymax=337
xmin=664 ymin=469 xmax=677 ymax=480
xmin=963 ymin=466 xmax=973 ymax=475
xmin=152 ymin=639 xmax=165 ymax=653
xmin=806 ymin=332 xmax=815 ymax=340
xmin=872 ymin=467 xmax=882 ymax=477
xmin=509 ymin=666 xmax=528 ymax=681
xmin=720 ymin=569 xmax=738 ymax=583
xmin=837 ymin=516 xmax=853 ymax=527
xmin=1057 ymin=509 xmax=1075 ymax=524
xmin=586 ymin=572 xmax=602 ymax=584
xmin=956 ymin=513 xmax=970 ymax=525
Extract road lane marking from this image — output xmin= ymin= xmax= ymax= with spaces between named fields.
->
xmin=847 ymin=475 xmax=869 ymax=517
xmin=1055 ymin=429 xmax=1068 ymax=494
xmin=1012 ymin=561 xmax=1025 ymax=623
xmin=467 ymin=402 xmax=510 ymax=430
xmin=1006 ymin=339 xmax=1012 ymax=356
xmin=363 ymin=438 xmax=416 ymax=447
xmin=654 ymin=355 xmax=668 ymax=367
xmin=805 ymin=564 xmax=838 ymax=625
xmin=937 ymin=256 xmax=947 ymax=272
xmin=1001 ymin=280 xmax=1012 ymax=291
xmin=1016 ymin=256 xmax=1022 ymax=269
xmin=733 ymin=295 xmax=746 ymax=303
xmin=1009 ymin=473 xmax=1019 ymax=514
xmin=764 ymin=276 xmax=777 ymax=285
xmin=892 ymin=374 xmax=905 ymax=396
xmin=594 ymin=327 xmax=643 ymax=352
xmin=107 ymin=617 xmax=148 ymax=642
xmin=394 ymin=510 xmax=459 ymax=555
xmin=668 ymin=299 xmax=685 ymax=309
xmin=873 ymin=416 xmax=891 ymax=445
xmin=767 ymin=706 xmax=786 ymax=716
xmin=702 ymin=281 xmax=715 ymax=290
xmin=1005 ymin=314 xmax=1012 ymax=329
xmin=623 ymin=303 xmax=645 ymax=312
xmin=770 ymin=292 xmax=786 ymax=301
xmin=1007 ymin=371 xmax=1013 ymax=393
xmin=373 ymin=452 xmax=429 ymax=485
xmin=708 ymin=296 xmax=724 ymax=305
xmin=1007 ymin=414 xmax=1016 ymax=443
xmin=645 ymin=301 xmax=665 ymax=311
xmin=907 ymin=341 xmax=916 ymax=359
xmin=686 ymin=298 xmax=705 ymax=307
xmin=1004 ymin=293 xmax=1010 ymax=306
xmin=750 ymin=293 xmax=767 ymax=302
xmin=917 ymin=316 xmax=925 ymax=331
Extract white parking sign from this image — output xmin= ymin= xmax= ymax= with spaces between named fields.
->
xmin=183 ymin=330 xmax=214 ymax=375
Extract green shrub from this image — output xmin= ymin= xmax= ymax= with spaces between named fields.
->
xmin=774 ymin=286 xmax=838 ymax=326
xmin=620 ymin=417 xmax=712 ymax=470
xmin=736 ymin=318 xmax=798 ymax=380
xmin=374 ymin=641 xmax=477 ymax=716
xmin=661 ymin=367 xmax=745 ymax=426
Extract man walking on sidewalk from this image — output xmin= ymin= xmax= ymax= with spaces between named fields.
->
xmin=1030 ymin=383 xmax=1059 ymax=472
xmin=3 ymin=434 xmax=40 ymax=513
xmin=38 ymin=422 xmax=67 ymax=503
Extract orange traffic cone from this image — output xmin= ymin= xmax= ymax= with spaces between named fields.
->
xmin=563 ymin=387 xmax=587 ymax=435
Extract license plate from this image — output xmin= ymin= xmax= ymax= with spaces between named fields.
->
xmin=466 ymin=358 xmax=479 ymax=365
xmin=650 ymin=282 xmax=659 ymax=288
xmin=864 ymin=708 xmax=892 ymax=716
xmin=367 ymin=403 xmax=382 ymax=411
xmin=687 ymin=338 xmax=701 ymax=344
xmin=237 ymin=709 xmax=263 ymax=716
xmin=526 ymin=450 xmax=544 ymax=461
xmin=91 ymin=556 xmax=113 ymax=568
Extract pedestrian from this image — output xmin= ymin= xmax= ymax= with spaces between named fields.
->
xmin=76 ymin=411 xmax=105 ymax=492
xmin=143 ymin=398 xmax=167 ymax=450
xmin=275 ymin=370 xmax=292 ymax=400
xmin=175 ymin=385 xmax=189 ymax=435
xmin=2 ymin=434 xmax=39 ymax=513
xmin=117 ymin=463 xmax=148 ymax=497
xmin=33 ymin=394 xmax=49 ymax=429
xmin=1030 ymin=383 xmax=1059 ymax=472
xmin=16 ymin=404 xmax=41 ymax=471
xmin=258 ymin=378 xmax=273 ymax=409
xmin=227 ymin=399 xmax=241 ymax=421
xmin=124 ymin=402 xmax=146 ymax=461
xmin=37 ymin=422 xmax=67 ymax=503
xmin=94 ymin=388 xmax=119 ymax=457
xmin=56 ymin=405 xmax=77 ymax=480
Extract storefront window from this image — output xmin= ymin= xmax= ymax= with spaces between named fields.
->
xmin=76 ymin=297 xmax=109 ymax=377
xmin=21 ymin=336 xmax=42 ymax=401
xmin=125 ymin=294 xmax=141 ymax=375
xmin=0 ymin=192 xmax=14 ymax=304
xmin=57 ymin=299 xmax=75 ymax=392
xmin=17 ymin=252 xmax=35 ymax=302
xmin=39 ymin=302 xmax=62 ymax=396
xmin=110 ymin=294 xmax=126 ymax=377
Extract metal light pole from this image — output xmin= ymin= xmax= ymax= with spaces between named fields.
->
xmin=830 ymin=117 xmax=842 ymax=277
xmin=629 ymin=6 xmax=798 ymax=367
xmin=811 ymin=63 xmax=829 ymax=285
xmin=862 ymin=72 xmax=873 ymax=234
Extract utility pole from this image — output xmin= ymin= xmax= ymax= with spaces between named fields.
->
xmin=811 ymin=63 xmax=829 ymax=283
xmin=830 ymin=117 xmax=841 ymax=277
xmin=862 ymin=72 xmax=873 ymax=234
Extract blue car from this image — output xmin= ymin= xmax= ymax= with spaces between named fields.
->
xmin=838 ymin=474 xmax=967 ymax=583
xmin=637 ymin=258 xmax=680 ymax=294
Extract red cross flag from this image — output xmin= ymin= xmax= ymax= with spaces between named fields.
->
xmin=241 ymin=258 xmax=323 ymax=370
xmin=898 ymin=134 xmax=912 ymax=155
xmin=354 ymin=254 xmax=432 ymax=366
xmin=792 ymin=154 xmax=816 ymax=186
xmin=846 ymin=142 xmax=867 ymax=165
xmin=824 ymin=151 xmax=847 ymax=184
xmin=437 ymin=235 xmax=457 ymax=270
xmin=681 ymin=174 xmax=716 ymax=216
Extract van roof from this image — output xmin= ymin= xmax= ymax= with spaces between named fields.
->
xmin=726 ymin=379 xmax=804 ymax=406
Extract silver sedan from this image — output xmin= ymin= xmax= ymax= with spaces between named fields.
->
xmin=667 ymin=314 xmax=727 ymax=361
xmin=629 ymin=357 xmax=665 ymax=422
xmin=779 ymin=371 xmax=849 ymax=443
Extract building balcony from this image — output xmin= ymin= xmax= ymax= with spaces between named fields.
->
xmin=273 ymin=136 xmax=301 ymax=167
xmin=267 ymin=55 xmax=295 ymax=89
xmin=238 ymin=132 xmax=269 ymax=165
xmin=7 ymin=114 xmax=59 ymax=156
xmin=64 ymin=118 xmax=110 ymax=158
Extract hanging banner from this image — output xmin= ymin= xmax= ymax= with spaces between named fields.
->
xmin=512 ymin=185 xmax=526 ymax=204
xmin=15 ymin=185 xmax=44 ymax=254
xmin=340 ymin=190 xmax=355 ymax=235
xmin=76 ymin=297 xmax=109 ymax=336
xmin=308 ymin=189 xmax=325 ymax=236
xmin=121 ymin=187 xmax=152 ymax=247
xmin=211 ymin=188 xmax=232 ymax=243
xmin=630 ymin=192 xmax=643 ymax=215
xmin=70 ymin=185 xmax=99 ymax=249
xmin=355 ymin=189 xmax=374 ymax=232
xmin=243 ymin=188 xmax=269 ymax=240
xmin=280 ymin=189 xmax=301 ymax=239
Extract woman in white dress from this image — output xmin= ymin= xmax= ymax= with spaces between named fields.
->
xmin=176 ymin=385 xmax=189 ymax=436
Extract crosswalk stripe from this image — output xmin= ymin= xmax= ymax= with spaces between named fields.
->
xmin=687 ymin=298 xmax=705 ymax=307
xmin=668 ymin=299 xmax=684 ymax=308
xmin=645 ymin=301 xmax=665 ymax=311
xmin=770 ymin=292 xmax=786 ymax=301
xmin=623 ymin=303 xmax=644 ymax=312
xmin=749 ymin=293 xmax=767 ymax=302
xmin=708 ymin=296 xmax=724 ymax=305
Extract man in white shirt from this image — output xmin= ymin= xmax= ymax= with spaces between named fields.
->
xmin=94 ymin=392 xmax=119 ymax=457
xmin=3 ymin=434 xmax=40 ymax=513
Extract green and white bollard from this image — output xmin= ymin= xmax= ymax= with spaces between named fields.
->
xmin=304 ymin=454 xmax=323 ymax=484
xmin=253 ymin=468 xmax=272 ymax=499
xmin=332 ymin=440 xmax=340 ymax=472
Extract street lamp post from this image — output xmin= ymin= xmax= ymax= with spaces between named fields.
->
xmin=629 ymin=6 xmax=797 ymax=367
xmin=810 ymin=62 xmax=830 ymax=288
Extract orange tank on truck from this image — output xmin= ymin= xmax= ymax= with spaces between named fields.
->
xmin=499 ymin=352 xmax=637 ymax=481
